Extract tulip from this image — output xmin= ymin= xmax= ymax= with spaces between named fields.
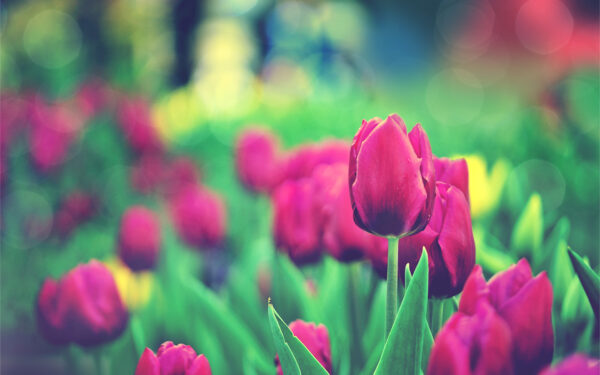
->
xmin=54 ymin=191 xmax=97 ymax=238
xmin=280 ymin=140 xmax=350 ymax=183
xmin=540 ymin=354 xmax=599 ymax=375
xmin=104 ymin=257 xmax=154 ymax=310
xmin=462 ymin=155 xmax=509 ymax=218
xmin=272 ymin=179 xmax=322 ymax=265
xmin=312 ymin=163 xmax=387 ymax=262
xmin=118 ymin=206 xmax=161 ymax=271
xmin=164 ymin=157 xmax=201 ymax=198
xmin=135 ymin=341 xmax=212 ymax=375
xmin=433 ymin=157 xmax=469 ymax=202
xmin=459 ymin=261 xmax=554 ymax=374
xmin=117 ymin=97 xmax=163 ymax=155
xmin=169 ymin=185 xmax=227 ymax=250
xmin=36 ymin=260 xmax=128 ymax=347
xmin=235 ymin=128 xmax=282 ymax=193
xmin=349 ymin=114 xmax=435 ymax=238
xmin=368 ymin=182 xmax=475 ymax=298
xmin=130 ymin=154 xmax=166 ymax=194
xmin=275 ymin=320 xmax=332 ymax=375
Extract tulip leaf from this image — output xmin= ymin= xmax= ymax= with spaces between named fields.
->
xmin=268 ymin=304 xmax=329 ymax=375
xmin=568 ymin=248 xmax=600 ymax=322
xmin=268 ymin=304 xmax=301 ymax=375
xmin=129 ymin=315 xmax=146 ymax=357
xmin=421 ymin=321 xmax=434 ymax=373
xmin=404 ymin=262 xmax=412 ymax=287
xmin=374 ymin=250 xmax=429 ymax=375
xmin=511 ymin=193 xmax=543 ymax=259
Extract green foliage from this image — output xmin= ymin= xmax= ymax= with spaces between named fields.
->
xmin=568 ymin=248 xmax=600 ymax=323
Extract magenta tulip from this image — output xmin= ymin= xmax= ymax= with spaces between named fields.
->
xmin=275 ymin=320 xmax=332 ymax=375
xmin=118 ymin=206 xmax=161 ymax=271
xmin=54 ymin=191 xmax=97 ymax=238
xmin=36 ymin=260 xmax=128 ymax=347
xmin=164 ymin=157 xmax=201 ymax=198
xmin=235 ymin=127 xmax=282 ymax=193
xmin=280 ymin=140 xmax=349 ymax=183
xmin=272 ymin=179 xmax=322 ymax=265
xmin=130 ymin=154 xmax=166 ymax=194
xmin=117 ymin=97 xmax=163 ymax=155
xmin=434 ymin=156 xmax=469 ymax=203
xmin=312 ymin=163 xmax=387 ymax=262
xmin=349 ymin=114 xmax=435 ymax=237
xmin=135 ymin=341 xmax=212 ymax=375
xmin=540 ymin=354 xmax=599 ymax=375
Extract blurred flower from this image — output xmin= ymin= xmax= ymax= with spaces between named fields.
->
xmin=54 ymin=191 xmax=97 ymax=239
xmin=540 ymin=354 xmax=599 ymax=375
xmin=280 ymin=140 xmax=349 ymax=183
xmin=0 ymin=91 xmax=27 ymax=151
xmin=349 ymin=114 xmax=435 ymax=237
xmin=75 ymin=77 xmax=110 ymax=119
xmin=235 ymin=127 xmax=282 ymax=194
xmin=459 ymin=261 xmax=554 ymax=374
xmin=461 ymin=155 xmax=510 ymax=218
xmin=153 ymin=87 xmax=206 ymax=145
xmin=370 ymin=182 xmax=475 ymax=298
xmin=135 ymin=341 xmax=212 ymax=375
xmin=427 ymin=300 xmax=513 ymax=375
xmin=275 ymin=320 xmax=332 ymax=375
xmin=163 ymin=156 xmax=202 ymax=198
xmin=169 ymin=185 xmax=227 ymax=250
xmin=118 ymin=206 xmax=161 ymax=272
xmin=36 ymin=260 xmax=129 ymax=347
xmin=272 ymin=179 xmax=322 ymax=265
xmin=434 ymin=156 xmax=470 ymax=203
xmin=117 ymin=97 xmax=164 ymax=156
xmin=312 ymin=163 xmax=386 ymax=262
xmin=131 ymin=154 xmax=166 ymax=194
xmin=104 ymin=257 xmax=154 ymax=311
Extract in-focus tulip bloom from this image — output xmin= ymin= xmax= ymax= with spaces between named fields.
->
xmin=118 ymin=206 xmax=161 ymax=271
xmin=169 ymin=185 xmax=227 ymax=250
xmin=434 ymin=157 xmax=470 ymax=203
xmin=135 ymin=341 xmax=212 ymax=375
xmin=349 ymin=114 xmax=435 ymax=237
xmin=235 ymin=127 xmax=282 ymax=193
xmin=36 ymin=260 xmax=129 ymax=347
xmin=312 ymin=163 xmax=387 ymax=262
xmin=117 ymin=97 xmax=164 ymax=155
xmin=540 ymin=354 xmax=600 ymax=375
xmin=275 ymin=320 xmax=332 ymax=375
xmin=272 ymin=179 xmax=322 ymax=265
xmin=368 ymin=182 xmax=475 ymax=298
xmin=54 ymin=191 xmax=97 ymax=238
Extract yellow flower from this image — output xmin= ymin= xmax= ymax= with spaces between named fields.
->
xmin=460 ymin=155 xmax=510 ymax=219
xmin=152 ymin=88 xmax=206 ymax=145
xmin=104 ymin=257 xmax=155 ymax=311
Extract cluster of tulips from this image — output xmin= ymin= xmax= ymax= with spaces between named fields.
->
xmin=16 ymin=94 xmax=597 ymax=374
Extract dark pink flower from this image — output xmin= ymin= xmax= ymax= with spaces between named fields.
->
xmin=275 ymin=320 xmax=332 ymax=375
xmin=118 ymin=206 xmax=161 ymax=271
xmin=280 ymin=140 xmax=349 ymax=183
xmin=235 ymin=127 xmax=282 ymax=193
xmin=117 ymin=97 xmax=163 ymax=155
xmin=163 ymin=157 xmax=201 ymax=198
xmin=36 ymin=260 xmax=128 ymax=347
xmin=54 ymin=191 xmax=97 ymax=238
xmin=434 ymin=157 xmax=469 ymax=203
xmin=349 ymin=114 xmax=435 ymax=237
xmin=135 ymin=341 xmax=212 ymax=375
xmin=540 ymin=354 xmax=600 ymax=375
xmin=131 ymin=154 xmax=166 ymax=194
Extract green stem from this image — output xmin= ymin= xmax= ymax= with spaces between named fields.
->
xmin=431 ymin=299 xmax=445 ymax=336
xmin=349 ymin=263 xmax=364 ymax=370
xmin=385 ymin=236 xmax=400 ymax=339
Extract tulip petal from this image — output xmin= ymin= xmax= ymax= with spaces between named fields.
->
xmin=187 ymin=354 xmax=212 ymax=375
xmin=135 ymin=348 xmax=160 ymax=375
xmin=458 ymin=265 xmax=489 ymax=315
xmin=487 ymin=258 xmax=533 ymax=309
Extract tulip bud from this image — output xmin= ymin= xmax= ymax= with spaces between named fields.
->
xmin=272 ymin=179 xmax=322 ymax=265
xmin=427 ymin=302 xmax=514 ymax=375
xmin=54 ymin=191 xmax=97 ymax=238
xmin=118 ymin=206 xmax=161 ymax=271
xmin=169 ymin=185 xmax=227 ymax=250
xmin=539 ymin=354 xmax=599 ymax=375
xmin=433 ymin=157 xmax=469 ymax=202
xmin=164 ymin=157 xmax=201 ymax=198
xmin=131 ymin=154 xmax=166 ymax=194
xmin=510 ymin=194 xmax=543 ymax=258
xmin=235 ymin=128 xmax=282 ymax=193
xmin=349 ymin=114 xmax=435 ymax=237
xmin=36 ymin=260 xmax=129 ymax=347
xmin=275 ymin=320 xmax=332 ymax=375
xmin=135 ymin=341 xmax=212 ymax=375
xmin=117 ymin=97 xmax=163 ymax=155
xmin=459 ymin=260 xmax=554 ymax=374
xmin=280 ymin=140 xmax=350 ymax=183
xmin=312 ymin=163 xmax=387 ymax=262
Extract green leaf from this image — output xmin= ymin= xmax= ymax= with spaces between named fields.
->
xmin=374 ymin=250 xmax=429 ymax=375
xmin=568 ymin=248 xmax=600 ymax=322
xmin=268 ymin=304 xmax=300 ymax=375
xmin=511 ymin=193 xmax=543 ymax=259
xmin=421 ymin=322 xmax=434 ymax=374
xmin=404 ymin=262 xmax=412 ymax=287
xmin=129 ymin=315 xmax=146 ymax=357
xmin=268 ymin=304 xmax=329 ymax=375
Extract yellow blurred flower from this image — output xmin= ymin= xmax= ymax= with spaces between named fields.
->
xmin=153 ymin=88 xmax=206 ymax=145
xmin=460 ymin=155 xmax=510 ymax=219
xmin=104 ymin=257 xmax=155 ymax=311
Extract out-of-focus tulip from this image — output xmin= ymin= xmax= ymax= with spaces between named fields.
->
xmin=54 ymin=191 xmax=97 ymax=238
xmin=434 ymin=157 xmax=470 ymax=203
xmin=540 ymin=354 xmax=600 ymax=375
xmin=235 ymin=127 xmax=282 ymax=193
xmin=0 ymin=92 xmax=27 ymax=151
xmin=36 ymin=260 xmax=128 ymax=347
xmin=118 ymin=206 xmax=161 ymax=271
xmin=427 ymin=301 xmax=514 ymax=375
xmin=275 ymin=320 xmax=332 ymax=375
xmin=459 ymin=261 xmax=554 ymax=374
xmin=462 ymin=155 xmax=509 ymax=218
xmin=272 ymin=179 xmax=322 ymax=265
xmin=117 ymin=97 xmax=164 ymax=155
xmin=104 ymin=257 xmax=154 ymax=310
xmin=169 ymin=185 xmax=227 ymax=250
xmin=280 ymin=140 xmax=350 ymax=183
xmin=131 ymin=154 xmax=166 ymax=194
xmin=370 ymin=182 xmax=475 ymax=297
xmin=164 ymin=157 xmax=201 ymax=198
xmin=135 ymin=341 xmax=212 ymax=375
xmin=349 ymin=114 xmax=435 ymax=237
xmin=312 ymin=163 xmax=387 ymax=262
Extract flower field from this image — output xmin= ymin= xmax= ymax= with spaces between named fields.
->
xmin=1 ymin=0 xmax=599 ymax=374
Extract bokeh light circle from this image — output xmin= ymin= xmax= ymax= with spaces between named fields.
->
xmin=507 ymin=159 xmax=566 ymax=212
xmin=437 ymin=0 xmax=495 ymax=53
xmin=515 ymin=0 xmax=573 ymax=55
xmin=23 ymin=10 xmax=82 ymax=69
xmin=3 ymin=189 xmax=53 ymax=249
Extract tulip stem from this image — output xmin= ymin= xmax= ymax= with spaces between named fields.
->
xmin=431 ymin=299 xmax=445 ymax=335
xmin=385 ymin=236 xmax=400 ymax=339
